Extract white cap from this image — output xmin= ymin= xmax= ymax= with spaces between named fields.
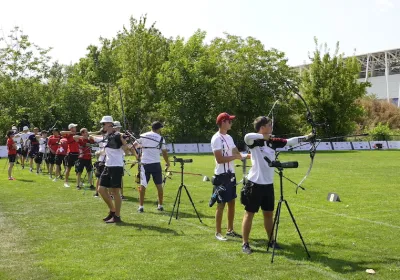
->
xmin=12 ymin=126 xmax=17 ymax=130
xmin=23 ymin=126 xmax=29 ymax=131
xmin=100 ymin=116 xmax=113 ymax=123
xmin=68 ymin=123 xmax=78 ymax=129
xmin=113 ymin=121 xmax=122 ymax=128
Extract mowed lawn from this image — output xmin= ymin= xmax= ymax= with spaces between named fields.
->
xmin=0 ymin=151 xmax=400 ymax=280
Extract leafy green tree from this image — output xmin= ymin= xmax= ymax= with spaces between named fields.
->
xmin=300 ymin=38 xmax=370 ymax=137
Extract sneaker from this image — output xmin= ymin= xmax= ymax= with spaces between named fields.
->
xmin=89 ymin=185 xmax=96 ymax=190
xmin=268 ymin=241 xmax=282 ymax=250
xmin=242 ymin=243 xmax=252 ymax=254
xmin=137 ymin=207 xmax=144 ymax=213
xmin=226 ymin=230 xmax=242 ymax=238
xmin=76 ymin=186 xmax=81 ymax=190
xmin=103 ymin=211 xmax=115 ymax=221
xmin=29 ymin=168 xmax=33 ymax=172
xmin=215 ymin=233 xmax=227 ymax=241
xmin=63 ymin=183 xmax=70 ymax=188
xmin=21 ymin=165 xmax=25 ymax=169
xmin=94 ymin=192 xmax=99 ymax=198
xmin=121 ymin=195 xmax=128 ymax=201
xmin=52 ymin=178 xmax=58 ymax=182
xmin=36 ymin=172 xmax=39 ymax=175
xmin=49 ymin=176 xmax=52 ymax=179
xmin=105 ymin=215 xmax=122 ymax=223
xmin=157 ymin=205 xmax=164 ymax=211
xmin=8 ymin=177 xmax=14 ymax=180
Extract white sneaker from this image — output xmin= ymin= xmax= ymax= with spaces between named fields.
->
xmin=64 ymin=183 xmax=70 ymax=188
xmin=52 ymin=178 xmax=57 ymax=182
xmin=215 ymin=233 xmax=227 ymax=241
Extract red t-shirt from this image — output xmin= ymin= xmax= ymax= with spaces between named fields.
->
xmin=56 ymin=137 xmax=68 ymax=156
xmin=66 ymin=134 xmax=79 ymax=154
xmin=78 ymin=138 xmax=95 ymax=160
xmin=7 ymin=138 xmax=17 ymax=155
xmin=48 ymin=135 xmax=60 ymax=154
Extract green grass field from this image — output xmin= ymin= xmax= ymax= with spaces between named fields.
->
xmin=0 ymin=151 xmax=399 ymax=280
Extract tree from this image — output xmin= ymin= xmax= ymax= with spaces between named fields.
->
xmin=300 ymin=38 xmax=370 ymax=137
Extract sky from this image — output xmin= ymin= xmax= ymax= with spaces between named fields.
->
xmin=0 ymin=0 xmax=399 ymax=66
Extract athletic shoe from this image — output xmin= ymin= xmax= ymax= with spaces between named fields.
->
xmin=36 ymin=172 xmax=39 ymax=175
xmin=89 ymin=185 xmax=96 ymax=190
xmin=21 ymin=165 xmax=24 ymax=169
xmin=157 ymin=205 xmax=164 ymax=211
xmin=268 ymin=241 xmax=282 ymax=250
xmin=121 ymin=195 xmax=128 ymax=201
xmin=76 ymin=186 xmax=81 ymax=190
xmin=105 ymin=215 xmax=122 ymax=223
xmin=29 ymin=168 xmax=33 ymax=172
xmin=226 ymin=230 xmax=242 ymax=238
xmin=49 ymin=176 xmax=52 ymax=179
xmin=242 ymin=243 xmax=252 ymax=254
xmin=137 ymin=207 xmax=144 ymax=213
xmin=93 ymin=192 xmax=99 ymax=198
xmin=52 ymin=178 xmax=57 ymax=182
xmin=215 ymin=233 xmax=227 ymax=241
xmin=103 ymin=211 xmax=115 ymax=221
xmin=8 ymin=177 xmax=14 ymax=180
xmin=63 ymin=183 xmax=70 ymax=188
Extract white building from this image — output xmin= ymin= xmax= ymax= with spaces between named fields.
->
xmin=357 ymin=49 xmax=400 ymax=105
xmin=295 ymin=48 xmax=400 ymax=106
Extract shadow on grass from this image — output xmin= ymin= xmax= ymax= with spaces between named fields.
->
xmin=16 ymin=179 xmax=34 ymax=183
xmin=255 ymin=242 xmax=400 ymax=274
xmin=116 ymin=222 xmax=179 ymax=235
xmin=167 ymin=209 xmax=214 ymax=220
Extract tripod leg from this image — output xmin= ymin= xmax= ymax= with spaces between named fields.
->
xmin=271 ymin=200 xmax=282 ymax=263
xmin=284 ymin=200 xmax=311 ymax=258
xmin=176 ymin=185 xmax=183 ymax=220
xmin=182 ymin=185 xmax=203 ymax=224
xmin=168 ymin=186 xmax=182 ymax=225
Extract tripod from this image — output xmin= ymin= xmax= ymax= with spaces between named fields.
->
xmin=267 ymin=166 xmax=311 ymax=263
xmin=168 ymin=160 xmax=202 ymax=225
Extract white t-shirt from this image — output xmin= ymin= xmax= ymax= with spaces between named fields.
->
xmin=210 ymin=132 xmax=236 ymax=175
xmin=135 ymin=131 xmax=166 ymax=164
xmin=21 ymin=132 xmax=33 ymax=147
xmin=104 ymin=133 xmax=124 ymax=167
xmin=39 ymin=138 xmax=47 ymax=153
xmin=244 ymin=134 xmax=306 ymax=184
xmin=244 ymin=133 xmax=275 ymax=184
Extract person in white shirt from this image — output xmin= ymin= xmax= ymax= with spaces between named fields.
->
xmin=133 ymin=121 xmax=170 ymax=213
xmin=98 ymin=116 xmax=131 ymax=224
xmin=211 ymin=112 xmax=243 ymax=241
xmin=19 ymin=126 xmax=32 ymax=169
xmin=241 ymin=116 xmax=313 ymax=254
xmin=34 ymin=130 xmax=48 ymax=174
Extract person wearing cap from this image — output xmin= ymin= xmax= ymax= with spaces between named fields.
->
xmin=113 ymin=121 xmax=129 ymax=200
xmin=6 ymin=130 xmax=18 ymax=180
xmin=211 ymin=112 xmax=244 ymax=241
xmin=61 ymin=124 xmax=80 ymax=188
xmin=26 ymin=127 xmax=40 ymax=172
xmin=75 ymin=128 xmax=96 ymax=190
xmin=133 ymin=121 xmax=169 ymax=212
xmin=98 ymin=116 xmax=131 ymax=223
xmin=47 ymin=128 xmax=61 ymax=179
xmin=19 ymin=126 xmax=31 ymax=169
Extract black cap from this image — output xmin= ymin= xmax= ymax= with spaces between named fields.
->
xmin=52 ymin=128 xmax=59 ymax=132
xmin=151 ymin=121 xmax=164 ymax=131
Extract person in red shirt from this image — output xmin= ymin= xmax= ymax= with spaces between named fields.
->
xmin=60 ymin=123 xmax=80 ymax=188
xmin=54 ymin=135 xmax=68 ymax=182
xmin=6 ymin=130 xmax=17 ymax=180
xmin=75 ymin=128 xmax=95 ymax=190
xmin=47 ymin=128 xmax=61 ymax=179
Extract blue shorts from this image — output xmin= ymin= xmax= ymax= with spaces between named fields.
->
xmin=212 ymin=173 xmax=237 ymax=203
